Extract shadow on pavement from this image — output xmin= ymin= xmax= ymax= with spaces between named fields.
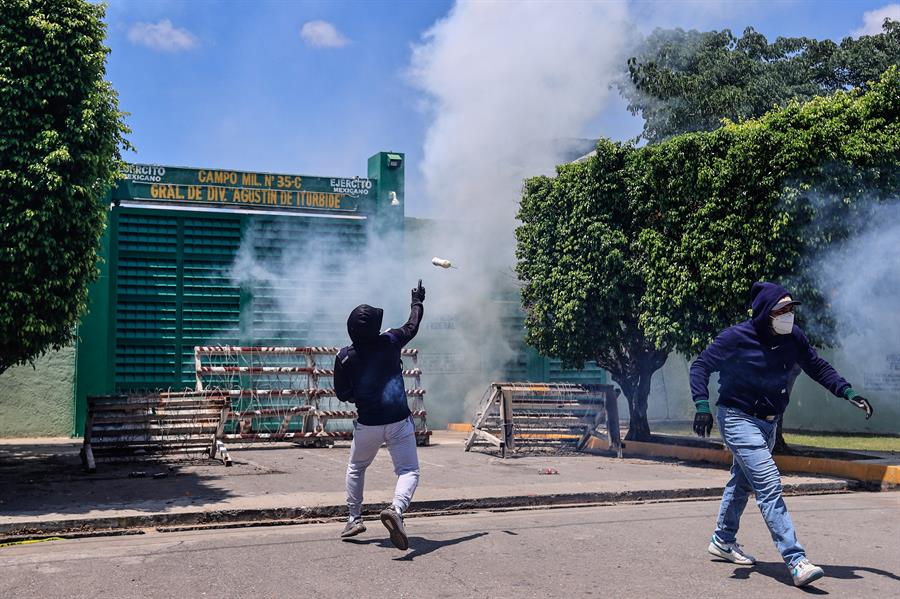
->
xmin=0 ymin=442 xmax=238 ymax=517
xmin=729 ymin=560 xmax=900 ymax=594
xmin=343 ymin=531 xmax=489 ymax=560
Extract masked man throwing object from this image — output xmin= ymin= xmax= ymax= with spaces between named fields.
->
xmin=690 ymin=282 xmax=873 ymax=587
xmin=334 ymin=281 xmax=426 ymax=550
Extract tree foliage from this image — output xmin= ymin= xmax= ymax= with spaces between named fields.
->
xmin=639 ymin=67 xmax=900 ymax=356
xmin=517 ymin=68 xmax=900 ymax=441
xmin=517 ymin=141 xmax=666 ymax=441
xmin=0 ymin=0 xmax=129 ymax=374
xmin=623 ymin=20 xmax=900 ymax=142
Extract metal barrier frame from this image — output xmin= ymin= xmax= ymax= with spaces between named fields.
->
xmin=465 ymin=382 xmax=621 ymax=457
xmin=194 ymin=346 xmax=431 ymax=446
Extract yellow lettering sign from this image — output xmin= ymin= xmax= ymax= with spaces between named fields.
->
xmin=198 ymin=170 xmax=238 ymax=185
xmin=241 ymin=172 xmax=261 ymax=186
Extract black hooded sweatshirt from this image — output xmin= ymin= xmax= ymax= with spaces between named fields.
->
xmin=333 ymin=302 xmax=423 ymax=426
xmin=690 ymin=282 xmax=850 ymax=418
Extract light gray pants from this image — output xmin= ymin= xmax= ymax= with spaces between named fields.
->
xmin=346 ymin=416 xmax=420 ymax=519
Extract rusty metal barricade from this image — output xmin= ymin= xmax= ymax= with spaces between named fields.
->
xmin=81 ymin=391 xmax=231 ymax=472
xmin=464 ymin=382 xmax=621 ymax=457
xmin=194 ymin=346 xmax=431 ymax=447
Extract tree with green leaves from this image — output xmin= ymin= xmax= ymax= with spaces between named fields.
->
xmin=0 ymin=0 xmax=129 ymax=375
xmin=638 ymin=67 xmax=900 ymax=357
xmin=517 ymin=68 xmax=900 ymax=442
xmin=622 ymin=20 xmax=900 ymax=142
xmin=517 ymin=140 xmax=666 ymax=441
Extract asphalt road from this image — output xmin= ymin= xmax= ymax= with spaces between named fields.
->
xmin=1 ymin=493 xmax=898 ymax=598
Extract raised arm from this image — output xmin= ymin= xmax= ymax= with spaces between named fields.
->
xmin=386 ymin=280 xmax=426 ymax=348
xmin=387 ymin=303 xmax=424 ymax=348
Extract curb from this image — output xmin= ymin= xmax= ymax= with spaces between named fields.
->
xmin=447 ymin=423 xmax=473 ymax=432
xmin=0 ymin=480 xmax=855 ymax=541
xmin=582 ymin=436 xmax=900 ymax=487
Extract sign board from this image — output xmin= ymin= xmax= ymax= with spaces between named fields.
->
xmin=116 ymin=164 xmax=374 ymax=214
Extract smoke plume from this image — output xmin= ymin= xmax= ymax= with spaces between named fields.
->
xmin=407 ymin=0 xmax=632 ymax=420
xmin=812 ymin=202 xmax=900 ymax=428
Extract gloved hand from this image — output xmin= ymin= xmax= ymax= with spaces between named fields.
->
xmin=844 ymin=388 xmax=873 ymax=420
xmin=411 ymin=279 xmax=425 ymax=305
xmin=693 ymin=400 xmax=714 ymax=437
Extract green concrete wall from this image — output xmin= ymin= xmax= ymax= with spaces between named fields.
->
xmin=0 ymin=346 xmax=75 ymax=437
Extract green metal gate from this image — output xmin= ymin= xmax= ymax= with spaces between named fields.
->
xmin=74 ymin=152 xmax=403 ymax=436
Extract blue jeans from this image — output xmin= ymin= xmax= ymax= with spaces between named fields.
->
xmin=714 ymin=405 xmax=806 ymax=567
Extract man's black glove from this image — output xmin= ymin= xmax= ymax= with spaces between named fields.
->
xmin=844 ymin=388 xmax=873 ymax=420
xmin=693 ymin=400 xmax=713 ymax=437
xmin=411 ymin=279 xmax=425 ymax=305
xmin=693 ymin=413 xmax=714 ymax=437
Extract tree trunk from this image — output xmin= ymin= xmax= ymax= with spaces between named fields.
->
xmin=608 ymin=351 xmax=668 ymax=443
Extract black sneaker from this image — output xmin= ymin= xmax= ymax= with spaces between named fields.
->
xmin=341 ymin=517 xmax=366 ymax=538
xmin=380 ymin=507 xmax=409 ymax=550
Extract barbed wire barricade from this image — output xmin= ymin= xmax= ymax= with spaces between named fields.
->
xmin=194 ymin=346 xmax=431 ymax=448
xmin=464 ymin=382 xmax=621 ymax=457
xmin=81 ymin=389 xmax=231 ymax=472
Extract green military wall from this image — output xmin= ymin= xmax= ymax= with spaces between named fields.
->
xmin=0 ymin=347 xmax=75 ymax=437
xmin=72 ymin=153 xmax=401 ymax=436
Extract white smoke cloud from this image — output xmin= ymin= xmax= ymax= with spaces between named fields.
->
xmin=300 ymin=20 xmax=351 ymax=48
xmin=407 ymin=1 xmax=632 ymax=417
xmin=127 ymin=19 xmax=197 ymax=52
xmin=852 ymin=3 xmax=900 ymax=37
xmin=813 ymin=202 xmax=900 ymax=429
xmin=411 ymin=1 xmax=630 ymax=239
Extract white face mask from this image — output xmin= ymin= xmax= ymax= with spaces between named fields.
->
xmin=771 ymin=312 xmax=794 ymax=335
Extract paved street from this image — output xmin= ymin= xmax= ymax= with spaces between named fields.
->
xmin=1 ymin=492 xmax=897 ymax=598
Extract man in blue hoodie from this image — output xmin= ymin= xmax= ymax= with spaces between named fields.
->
xmin=333 ymin=280 xmax=425 ymax=550
xmin=690 ymin=281 xmax=873 ymax=587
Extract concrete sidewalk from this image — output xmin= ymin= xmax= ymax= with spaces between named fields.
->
xmin=0 ymin=432 xmax=856 ymax=538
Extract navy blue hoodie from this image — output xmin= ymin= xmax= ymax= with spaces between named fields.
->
xmin=689 ymin=282 xmax=850 ymax=417
xmin=333 ymin=302 xmax=423 ymax=426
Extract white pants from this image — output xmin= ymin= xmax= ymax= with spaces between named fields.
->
xmin=346 ymin=416 xmax=420 ymax=519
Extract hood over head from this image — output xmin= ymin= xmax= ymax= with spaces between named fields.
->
xmin=347 ymin=304 xmax=383 ymax=345
xmin=749 ymin=281 xmax=800 ymax=333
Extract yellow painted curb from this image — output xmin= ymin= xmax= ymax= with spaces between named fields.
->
xmin=447 ymin=423 xmax=473 ymax=432
xmin=774 ymin=455 xmax=900 ymax=486
xmin=582 ymin=436 xmax=900 ymax=486
xmin=583 ymin=436 xmax=732 ymax=465
xmin=0 ymin=537 xmax=65 ymax=549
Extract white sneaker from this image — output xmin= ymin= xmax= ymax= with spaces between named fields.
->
xmin=791 ymin=559 xmax=825 ymax=587
xmin=708 ymin=535 xmax=756 ymax=565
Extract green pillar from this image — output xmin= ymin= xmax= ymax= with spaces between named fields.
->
xmin=73 ymin=209 xmax=117 ymax=436
xmin=367 ymin=151 xmax=405 ymax=241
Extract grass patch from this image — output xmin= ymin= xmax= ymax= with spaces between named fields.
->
xmin=781 ymin=432 xmax=900 ymax=452
xmin=645 ymin=422 xmax=900 ymax=453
